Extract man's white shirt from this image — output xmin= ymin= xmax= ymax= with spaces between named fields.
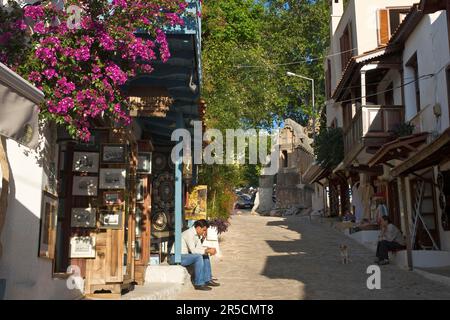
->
xmin=171 ymin=226 xmax=206 ymax=255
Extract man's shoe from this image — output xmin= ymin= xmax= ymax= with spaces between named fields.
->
xmin=206 ymin=280 xmax=220 ymax=287
xmin=377 ymin=259 xmax=390 ymax=265
xmin=194 ymin=285 xmax=212 ymax=291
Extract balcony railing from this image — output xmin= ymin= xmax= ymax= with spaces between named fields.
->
xmin=343 ymin=105 xmax=404 ymax=162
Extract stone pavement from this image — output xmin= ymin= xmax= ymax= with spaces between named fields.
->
xmin=175 ymin=212 xmax=450 ymax=300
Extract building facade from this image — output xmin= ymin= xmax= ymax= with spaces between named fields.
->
xmin=273 ymin=119 xmax=315 ymax=214
xmin=318 ymin=0 xmax=450 ymax=268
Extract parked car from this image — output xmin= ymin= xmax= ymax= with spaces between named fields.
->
xmin=235 ymin=194 xmax=254 ymax=209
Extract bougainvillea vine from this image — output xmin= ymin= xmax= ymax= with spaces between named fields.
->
xmin=0 ymin=0 xmax=190 ymax=141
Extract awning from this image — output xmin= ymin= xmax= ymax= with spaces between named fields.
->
xmin=0 ymin=63 xmax=43 ymax=149
xmin=368 ymin=132 xmax=429 ymax=167
xmin=332 ymin=161 xmax=346 ymax=174
xmin=302 ymin=162 xmax=329 ymax=184
xmin=391 ymin=128 xmax=450 ymax=177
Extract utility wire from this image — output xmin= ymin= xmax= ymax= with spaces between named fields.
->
xmin=234 ymin=48 xmax=358 ymax=69
xmin=332 ymin=64 xmax=447 ymax=105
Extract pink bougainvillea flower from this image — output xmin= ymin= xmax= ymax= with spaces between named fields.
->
xmin=112 ymin=0 xmax=128 ymax=8
xmin=166 ymin=13 xmax=185 ymax=26
xmin=23 ymin=5 xmax=45 ymax=20
xmin=56 ymin=97 xmax=74 ymax=114
xmin=36 ymin=47 xmax=57 ymax=66
xmin=0 ymin=0 xmax=190 ymax=141
xmin=42 ymin=68 xmax=57 ymax=80
xmin=99 ymin=33 xmax=115 ymax=51
xmin=179 ymin=2 xmax=188 ymax=10
xmin=105 ymin=63 xmax=128 ymax=85
xmin=56 ymin=77 xmax=76 ymax=94
xmin=28 ymin=71 xmax=42 ymax=83
xmin=33 ymin=21 xmax=47 ymax=34
xmin=74 ymin=46 xmax=91 ymax=61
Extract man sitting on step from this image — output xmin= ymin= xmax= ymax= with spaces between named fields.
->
xmin=375 ymin=216 xmax=406 ymax=265
xmin=169 ymin=219 xmax=220 ymax=291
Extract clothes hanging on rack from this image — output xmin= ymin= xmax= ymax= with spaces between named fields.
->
xmin=352 ymin=182 xmax=364 ymax=223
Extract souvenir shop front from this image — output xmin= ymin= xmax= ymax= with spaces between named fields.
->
xmin=51 ymin=28 xmax=203 ymax=295
xmin=52 ymin=122 xmax=153 ymax=294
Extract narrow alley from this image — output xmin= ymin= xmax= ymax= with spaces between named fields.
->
xmin=176 ymin=213 xmax=450 ymax=300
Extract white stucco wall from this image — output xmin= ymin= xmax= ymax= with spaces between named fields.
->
xmin=312 ymin=184 xmax=325 ymax=213
xmin=403 ymin=11 xmax=450 ymax=134
xmin=326 ymin=102 xmax=343 ymax=128
xmin=328 ymin=0 xmax=416 ymax=96
xmin=0 ymin=135 xmax=81 ymax=300
xmin=353 ymin=0 xmax=416 ymax=56
xmin=328 ymin=0 xmax=356 ymax=91
xmin=326 ymin=0 xmax=416 ymax=128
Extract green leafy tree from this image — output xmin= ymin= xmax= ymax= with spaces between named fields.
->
xmin=314 ymin=127 xmax=344 ymax=169
xmin=200 ymin=0 xmax=330 ymax=218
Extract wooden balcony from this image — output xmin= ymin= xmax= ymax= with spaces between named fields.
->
xmin=343 ymin=105 xmax=404 ymax=166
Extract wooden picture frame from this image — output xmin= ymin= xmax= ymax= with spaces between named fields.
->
xmin=135 ymin=206 xmax=143 ymax=238
xmin=72 ymin=176 xmax=98 ymax=196
xmin=137 ymin=152 xmax=152 ymax=174
xmin=38 ymin=191 xmax=58 ymax=259
xmin=99 ymin=168 xmax=127 ymax=189
xmin=136 ymin=178 xmax=146 ymax=203
xmin=103 ymin=190 xmax=125 ymax=206
xmin=152 ymin=153 xmax=167 ymax=171
xmin=101 ymin=144 xmax=127 ymax=164
xmin=71 ymin=208 xmax=97 ymax=228
xmin=72 ymin=152 xmax=100 ymax=173
xmin=134 ymin=238 xmax=142 ymax=261
xmin=98 ymin=210 xmax=123 ymax=229
xmin=70 ymin=236 xmax=96 ymax=258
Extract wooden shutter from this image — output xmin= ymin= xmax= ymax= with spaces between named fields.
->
xmin=378 ymin=9 xmax=389 ymax=46
xmin=340 ymin=25 xmax=353 ymax=72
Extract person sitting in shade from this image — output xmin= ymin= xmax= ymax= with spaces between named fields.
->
xmin=169 ymin=219 xmax=220 ymax=291
xmin=375 ymin=216 xmax=406 ymax=265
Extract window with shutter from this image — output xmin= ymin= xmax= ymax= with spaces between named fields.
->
xmin=378 ymin=7 xmax=412 ymax=46
xmin=377 ymin=9 xmax=389 ymax=46
xmin=340 ymin=24 xmax=353 ymax=72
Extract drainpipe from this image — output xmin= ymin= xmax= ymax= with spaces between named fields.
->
xmin=174 ymin=112 xmax=184 ymax=264
xmin=0 ymin=136 xmax=10 ymax=259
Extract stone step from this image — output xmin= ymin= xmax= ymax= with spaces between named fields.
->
xmin=121 ymin=282 xmax=184 ymax=300
xmin=145 ymin=265 xmax=192 ymax=286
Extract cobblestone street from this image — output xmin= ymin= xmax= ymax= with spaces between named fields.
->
xmin=176 ymin=213 xmax=450 ymax=300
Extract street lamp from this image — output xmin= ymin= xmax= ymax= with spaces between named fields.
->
xmin=286 ymin=72 xmax=316 ymax=138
